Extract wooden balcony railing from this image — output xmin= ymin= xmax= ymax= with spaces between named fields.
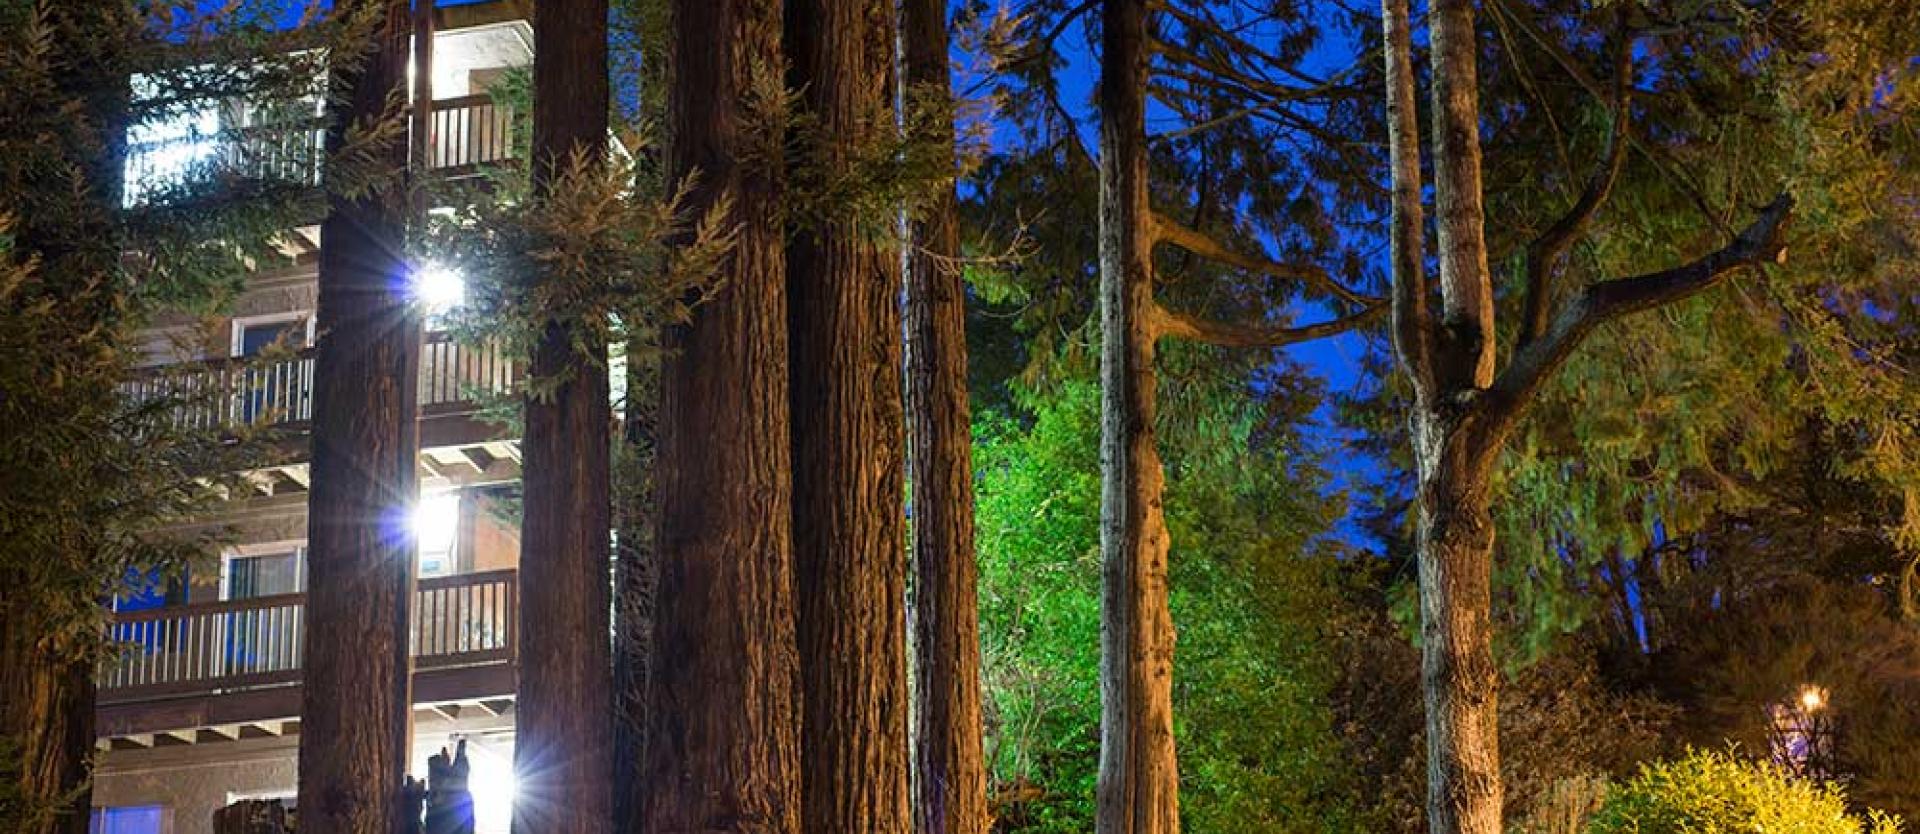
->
xmin=122 ymin=333 xmax=518 ymax=433
xmin=99 ymin=568 xmax=517 ymax=704
xmin=124 ymin=95 xmax=517 ymax=204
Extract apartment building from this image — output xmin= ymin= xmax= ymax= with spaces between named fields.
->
xmin=92 ymin=4 xmax=531 ymax=832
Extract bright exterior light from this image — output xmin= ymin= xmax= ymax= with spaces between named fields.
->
xmin=412 ymin=493 xmax=460 ymax=577
xmin=412 ymin=264 xmax=466 ymax=312
xmin=465 ymin=738 xmax=516 ymax=834
xmin=1799 ymin=685 xmax=1827 ymax=712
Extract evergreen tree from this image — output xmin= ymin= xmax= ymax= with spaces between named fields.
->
xmin=901 ymin=0 xmax=992 ymax=828
xmin=298 ymin=0 xmax=420 ymax=829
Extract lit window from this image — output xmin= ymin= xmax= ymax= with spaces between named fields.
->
xmin=91 ymin=805 xmax=165 ymax=834
xmin=414 ymin=492 xmax=461 ymax=577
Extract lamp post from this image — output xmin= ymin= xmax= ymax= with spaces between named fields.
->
xmin=1768 ymin=684 xmax=1835 ymax=780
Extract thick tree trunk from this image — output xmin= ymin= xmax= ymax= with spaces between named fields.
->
xmin=1418 ymin=1 xmax=1503 ymax=832
xmin=785 ymin=1 xmax=912 ymax=832
xmin=0 ymin=619 xmax=95 ymax=834
xmin=1095 ymin=0 xmax=1180 ymax=830
xmin=298 ymin=1 xmax=419 ymax=831
xmin=901 ymin=0 xmax=990 ymax=830
xmin=640 ymin=0 xmax=803 ymax=826
xmin=1413 ymin=420 xmax=1503 ymax=834
xmin=513 ymin=1 xmax=614 ymax=832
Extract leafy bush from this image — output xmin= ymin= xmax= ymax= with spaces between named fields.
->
xmin=1588 ymin=749 xmax=1902 ymax=834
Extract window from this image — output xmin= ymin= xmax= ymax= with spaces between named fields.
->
xmin=232 ymin=314 xmax=313 ymax=424
xmin=415 ymin=492 xmax=462 ymax=578
xmin=91 ymin=805 xmax=165 ymax=834
xmin=224 ymin=549 xmax=305 ymax=600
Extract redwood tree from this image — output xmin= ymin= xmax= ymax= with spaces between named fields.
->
xmin=1378 ymin=1 xmax=1792 ymax=831
xmin=297 ymin=0 xmax=420 ymax=830
xmin=901 ymin=0 xmax=990 ymax=829
xmin=783 ymin=0 xmax=913 ymax=830
xmin=639 ymin=0 xmax=803 ymax=825
xmin=512 ymin=0 xmax=614 ymax=830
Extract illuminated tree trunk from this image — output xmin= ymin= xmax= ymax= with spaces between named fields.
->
xmin=513 ymin=0 xmax=614 ymax=830
xmin=901 ymin=0 xmax=990 ymax=829
xmin=298 ymin=0 xmax=419 ymax=830
xmin=0 ymin=622 xmax=95 ymax=834
xmin=1094 ymin=0 xmax=1180 ymax=830
xmin=784 ymin=0 xmax=912 ymax=829
xmin=640 ymin=0 xmax=803 ymax=826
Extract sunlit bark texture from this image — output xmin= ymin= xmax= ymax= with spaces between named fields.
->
xmin=640 ymin=0 xmax=803 ymax=826
xmin=901 ymin=0 xmax=990 ymax=829
xmin=1379 ymin=1 xmax=1794 ymax=831
xmin=513 ymin=0 xmax=614 ymax=831
xmin=784 ymin=0 xmax=912 ymax=829
xmin=297 ymin=0 xmax=419 ymax=830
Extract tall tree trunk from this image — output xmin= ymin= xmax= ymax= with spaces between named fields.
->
xmin=1412 ymin=425 xmax=1503 ymax=834
xmin=1417 ymin=0 xmax=1502 ymax=831
xmin=0 ymin=617 xmax=95 ymax=834
xmin=1095 ymin=0 xmax=1180 ymax=830
xmin=784 ymin=0 xmax=912 ymax=829
xmin=640 ymin=0 xmax=803 ymax=826
xmin=900 ymin=0 xmax=990 ymax=829
xmin=298 ymin=1 xmax=419 ymax=830
xmin=513 ymin=1 xmax=614 ymax=831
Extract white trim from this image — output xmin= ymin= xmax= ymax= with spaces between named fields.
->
xmin=219 ymin=541 xmax=307 ymax=601
xmin=228 ymin=311 xmax=315 ymax=357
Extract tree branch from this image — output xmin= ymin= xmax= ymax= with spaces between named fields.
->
xmin=1153 ymin=300 xmax=1386 ymax=348
xmin=1487 ymin=0 xmax=1736 ymax=238
xmin=1483 ymin=193 xmax=1794 ymax=431
xmin=1382 ymin=0 xmax=1432 ymax=397
xmin=1149 ymin=211 xmax=1377 ymax=307
xmin=1518 ymin=20 xmax=1633 ymax=349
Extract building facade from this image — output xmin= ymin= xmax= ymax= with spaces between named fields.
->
xmin=94 ymin=4 xmax=532 ymax=832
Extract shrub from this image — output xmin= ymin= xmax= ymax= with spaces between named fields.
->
xmin=1588 ymin=748 xmax=1902 ymax=834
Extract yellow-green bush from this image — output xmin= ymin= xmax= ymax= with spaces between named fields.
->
xmin=1588 ymin=749 xmax=1902 ymax=834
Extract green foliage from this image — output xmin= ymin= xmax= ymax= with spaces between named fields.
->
xmin=1588 ymin=749 xmax=1903 ymax=834
xmin=0 ymin=2 xmax=359 ymax=824
xmin=974 ymin=376 xmax=1369 ymax=832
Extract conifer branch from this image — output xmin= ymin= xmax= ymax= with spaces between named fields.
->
xmin=1518 ymin=28 xmax=1632 ymax=349
xmin=1149 ymin=211 xmax=1377 ymax=307
xmin=1484 ymin=193 xmax=1794 ymax=430
xmin=1152 ymin=299 xmax=1385 ymax=348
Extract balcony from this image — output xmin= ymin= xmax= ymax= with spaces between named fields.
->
xmin=97 ymin=569 xmax=518 ymax=741
xmin=124 ymin=94 xmax=517 ymax=206
xmin=122 ymin=333 xmax=518 ymax=455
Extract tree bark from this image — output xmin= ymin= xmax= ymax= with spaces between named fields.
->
xmin=1095 ymin=0 xmax=1181 ymax=830
xmin=640 ymin=0 xmax=803 ymax=826
xmin=1411 ymin=417 xmax=1505 ymax=834
xmin=901 ymin=0 xmax=990 ymax=828
xmin=784 ymin=0 xmax=912 ymax=828
xmin=0 ymin=619 xmax=95 ymax=834
xmin=513 ymin=1 xmax=614 ymax=832
xmin=298 ymin=1 xmax=419 ymax=831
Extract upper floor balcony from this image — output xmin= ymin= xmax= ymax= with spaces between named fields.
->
xmin=124 ymin=93 xmax=517 ymax=208
xmin=97 ymin=568 xmax=518 ymax=744
xmin=123 ymin=9 xmax=531 ymax=208
xmin=121 ymin=331 xmax=518 ymax=451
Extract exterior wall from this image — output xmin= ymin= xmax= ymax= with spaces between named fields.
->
xmin=94 ymin=736 xmax=299 ymax=834
xmin=94 ymin=715 xmax=515 ymax=834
